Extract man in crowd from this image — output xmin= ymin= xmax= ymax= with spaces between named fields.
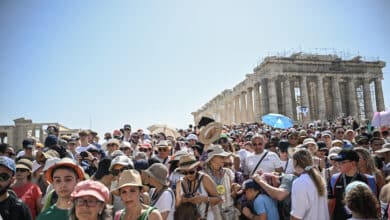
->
xmin=75 ymin=130 xmax=94 ymax=153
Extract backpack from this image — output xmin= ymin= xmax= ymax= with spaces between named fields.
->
xmin=330 ymin=172 xmax=377 ymax=196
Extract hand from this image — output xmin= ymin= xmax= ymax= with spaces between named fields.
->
xmin=187 ymin=194 xmax=207 ymax=204
xmin=242 ymin=207 xmax=253 ymax=218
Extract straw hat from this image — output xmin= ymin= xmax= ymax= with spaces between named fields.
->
xmin=111 ymin=169 xmax=143 ymax=196
xmin=16 ymin=158 xmax=33 ymax=172
xmin=205 ymin=145 xmax=231 ymax=163
xmin=45 ymin=158 xmax=85 ymax=183
xmin=199 ymin=122 xmax=223 ymax=145
xmin=176 ymin=154 xmax=200 ymax=171
xmin=143 ymin=163 xmax=169 ymax=186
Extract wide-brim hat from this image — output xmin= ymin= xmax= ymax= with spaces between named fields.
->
xmin=199 ymin=122 xmax=223 ymax=145
xmin=375 ymin=143 xmax=390 ymax=154
xmin=142 ymin=163 xmax=169 ymax=186
xmin=111 ymin=169 xmax=143 ymax=196
xmin=45 ymin=158 xmax=85 ymax=183
xmin=175 ymin=154 xmax=200 ymax=172
xmin=205 ymin=145 xmax=231 ymax=163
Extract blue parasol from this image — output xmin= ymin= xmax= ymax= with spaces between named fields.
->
xmin=261 ymin=113 xmax=294 ymax=129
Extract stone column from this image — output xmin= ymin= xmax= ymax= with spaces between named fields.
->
xmin=317 ymin=75 xmax=326 ymax=121
xmin=247 ymin=87 xmax=254 ymax=122
xmin=234 ymin=95 xmax=241 ymax=123
xmin=283 ymin=77 xmax=293 ymax=119
xmin=253 ymin=83 xmax=261 ymax=121
xmin=240 ymin=91 xmax=247 ymax=123
xmin=332 ymin=76 xmax=342 ymax=118
xmin=300 ymin=75 xmax=311 ymax=119
xmin=347 ymin=78 xmax=358 ymax=118
xmin=267 ymin=77 xmax=278 ymax=113
xmin=290 ymin=79 xmax=297 ymax=120
xmin=261 ymin=79 xmax=269 ymax=114
xmin=363 ymin=78 xmax=373 ymax=119
xmin=375 ymin=78 xmax=385 ymax=112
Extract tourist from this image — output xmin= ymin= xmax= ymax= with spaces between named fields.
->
xmin=241 ymin=178 xmax=279 ymax=220
xmin=0 ymin=156 xmax=32 ymax=220
xmin=290 ymin=149 xmax=329 ymax=220
xmin=76 ymin=130 xmax=94 ymax=153
xmin=12 ymin=158 xmax=42 ymax=220
xmin=151 ymin=140 xmax=172 ymax=167
xmin=37 ymin=158 xmax=85 ymax=220
xmin=105 ymin=139 xmax=121 ymax=159
xmin=112 ymin=169 xmax=162 ymax=220
xmin=175 ymin=154 xmax=222 ymax=220
xmin=69 ymin=180 xmax=111 ymax=220
xmin=143 ymin=163 xmax=175 ymax=220
xmin=121 ymin=124 xmax=132 ymax=142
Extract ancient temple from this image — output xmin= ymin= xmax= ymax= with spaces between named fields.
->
xmin=192 ymin=53 xmax=386 ymax=124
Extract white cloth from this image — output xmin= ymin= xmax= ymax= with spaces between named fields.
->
xmin=238 ymin=149 xmax=253 ymax=171
xmin=281 ymin=158 xmax=295 ymax=174
xmin=244 ymin=150 xmax=283 ymax=175
xmin=75 ymin=144 xmax=94 ymax=153
xmin=290 ymin=173 xmax=329 ymax=220
xmin=150 ymin=188 xmax=175 ymax=220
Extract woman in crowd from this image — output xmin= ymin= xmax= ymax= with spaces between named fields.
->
xmin=175 ymin=154 xmax=222 ymax=220
xmin=354 ymin=147 xmax=385 ymax=193
xmin=290 ymin=149 xmax=329 ymax=220
xmin=12 ymin=158 xmax=42 ymax=220
xmin=69 ymin=180 xmax=111 ymax=220
xmin=344 ymin=181 xmax=380 ymax=220
xmin=204 ymin=145 xmax=238 ymax=220
xmin=112 ymin=169 xmax=162 ymax=220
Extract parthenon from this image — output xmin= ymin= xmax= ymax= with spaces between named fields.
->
xmin=192 ymin=53 xmax=386 ymax=125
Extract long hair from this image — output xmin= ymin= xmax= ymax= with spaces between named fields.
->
xmin=354 ymin=147 xmax=381 ymax=174
xmin=68 ymin=202 xmax=112 ymax=220
xmin=293 ymin=149 xmax=326 ymax=196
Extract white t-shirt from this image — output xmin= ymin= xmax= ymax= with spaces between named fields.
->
xmin=244 ymin=150 xmax=283 ymax=175
xmin=150 ymin=188 xmax=175 ymax=220
xmin=281 ymin=158 xmax=295 ymax=174
xmin=290 ymin=173 xmax=329 ymax=220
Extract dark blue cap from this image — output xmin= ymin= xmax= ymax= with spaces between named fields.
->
xmin=45 ymin=135 xmax=58 ymax=147
xmin=242 ymin=179 xmax=261 ymax=191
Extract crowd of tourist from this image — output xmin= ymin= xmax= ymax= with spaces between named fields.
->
xmin=0 ymin=116 xmax=390 ymax=220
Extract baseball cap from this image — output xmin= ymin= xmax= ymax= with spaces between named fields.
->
xmin=242 ymin=179 xmax=261 ymax=191
xmin=0 ymin=156 xmax=16 ymax=174
xmin=23 ymin=138 xmax=35 ymax=149
xmin=186 ymin=134 xmax=198 ymax=141
xmin=71 ymin=180 xmax=109 ymax=202
xmin=333 ymin=149 xmax=359 ymax=162
xmin=44 ymin=135 xmax=58 ymax=147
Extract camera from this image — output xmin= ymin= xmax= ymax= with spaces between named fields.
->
xmin=80 ymin=151 xmax=88 ymax=158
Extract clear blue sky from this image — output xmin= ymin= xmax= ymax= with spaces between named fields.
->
xmin=1 ymin=0 xmax=389 ymax=136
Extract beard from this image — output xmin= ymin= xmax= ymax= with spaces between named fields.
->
xmin=0 ymin=181 xmax=12 ymax=196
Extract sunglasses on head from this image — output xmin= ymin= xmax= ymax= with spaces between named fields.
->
xmin=181 ymin=170 xmax=196 ymax=175
xmin=0 ymin=173 xmax=11 ymax=182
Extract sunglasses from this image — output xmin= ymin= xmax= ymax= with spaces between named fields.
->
xmin=0 ymin=173 xmax=11 ymax=182
xmin=158 ymin=148 xmax=169 ymax=152
xmin=181 ymin=170 xmax=196 ymax=175
xmin=111 ymin=167 xmax=128 ymax=176
xmin=224 ymin=163 xmax=233 ymax=167
xmin=139 ymin=148 xmax=150 ymax=152
xmin=253 ymin=143 xmax=263 ymax=146
xmin=16 ymin=168 xmax=29 ymax=173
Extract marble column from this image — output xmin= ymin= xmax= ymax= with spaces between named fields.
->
xmin=261 ymin=79 xmax=269 ymax=114
xmin=267 ymin=78 xmax=278 ymax=113
xmin=300 ymin=75 xmax=311 ymax=119
xmin=332 ymin=76 xmax=342 ymax=118
xmin=317 ymin=75 xmax=326 ymax=121
xmin=283 ymin=77 xmax=293 ymax=119
xmin=240 ymin=91 xmax=248 ymax=123
xmin=247 ymin=87 xmax=254 ymax=122
xmin=363 ymin=78 xmax=373 ymax=119
xmin=375 ymin=78 xmax=385 ymax=112
xmin=234 ymin=95 xmax=241 ymax=123
xmin=253 ymin=83 xmax=261 ymax=121
xmin=290 ymin=79 xmax=297 ymax=120
xmin=347 ymin=78 xmax=358 ymax=118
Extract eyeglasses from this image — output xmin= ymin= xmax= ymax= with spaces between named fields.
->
xmin=158 ymin=148 xmax=169 ymax=152
xmin=107 ymin=144 xmax=117 ymax=147
xmin=0 ymin=173 xmax=11 ymax=182
xmin=111 ymin=167 xmax=128 ymax=176
xmin=181 ymin=170 xmax=196 ymax=175
xmin=75 ymin=198 xmax=103 ymax=207
xmin=16 ymin=168 xmax=29 ymax=173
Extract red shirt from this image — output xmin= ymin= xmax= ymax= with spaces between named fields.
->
xmin=13 ymin=182 xmax=42 ymax=220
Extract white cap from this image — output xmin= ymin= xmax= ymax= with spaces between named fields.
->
xmin=43 ymin=158 xmax=61 ymax=172
xmin=186 ymin=134 xmax=198 ymax=141
xmin=32 ymin=160 xmax=42 ymax=173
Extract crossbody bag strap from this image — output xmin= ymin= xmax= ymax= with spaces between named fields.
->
xmin=251 ymin=151 xmax=268 ymax=176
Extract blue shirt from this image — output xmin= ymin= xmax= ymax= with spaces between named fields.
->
xmin=253 ymin=194 xmax=279 ymax=220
